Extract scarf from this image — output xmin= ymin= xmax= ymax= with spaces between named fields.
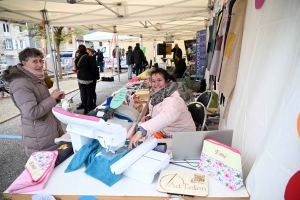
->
xmin=150 ymin=81 xmax=193 ymax=106
xmin=23 ymin=66 xmax=45 ymax=80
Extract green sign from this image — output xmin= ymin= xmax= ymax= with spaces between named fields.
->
xmin=141 ymin=47 xmax=146 ymax=55
xmin=110 ymin=89 xmax=127 ymax=109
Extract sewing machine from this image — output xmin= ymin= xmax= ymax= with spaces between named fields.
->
xmin=52 ymin=107 xmax=169 ymax=184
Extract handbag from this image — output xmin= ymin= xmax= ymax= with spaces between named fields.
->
xmin=198 ymin=139 xmax=243 ymax=191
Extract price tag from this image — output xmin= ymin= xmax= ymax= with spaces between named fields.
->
xmin=110 ymin=89 xmax=127 ymax=109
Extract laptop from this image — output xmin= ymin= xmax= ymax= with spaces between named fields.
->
xmin=171 ymin=129 xmax=233 ymax=161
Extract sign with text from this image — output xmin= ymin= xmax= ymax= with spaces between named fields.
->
xmin=110 ymin=89 xmax=128 ymax=109
xmin=156 ymin=170 xmax=208 ymax=196
xmin=195 ymin=29 xmax=207 ymax=79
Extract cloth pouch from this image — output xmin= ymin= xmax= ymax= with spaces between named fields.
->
xmin=47 ymin=142 xmax=74 ymax=167
xmin=198 ymin=139 xmax=243 ymax=191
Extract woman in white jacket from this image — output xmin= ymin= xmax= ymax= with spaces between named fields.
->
xmin=128 ymin=68 xmax=195 ymax=149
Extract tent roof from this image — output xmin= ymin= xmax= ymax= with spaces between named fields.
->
xmin=83 ymin=31 xmax=138 ymax=42
xmin=0 ymin=0 xmax=209 ymax=40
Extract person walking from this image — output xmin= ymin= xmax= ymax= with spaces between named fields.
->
xmin=131 ymin=43 xmax=145 ymax=76
xmin=97 ymin=49 xmax=104 ymax=73
xmin=171 ymin=43 xmax=182 ymax=67
xmin=126 ymin=46 xmax=133 ymax=80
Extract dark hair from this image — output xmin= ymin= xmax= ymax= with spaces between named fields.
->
xmin=78 ymin=44 xmax=86 ymax=53
xmin=128 ymin=46 xmax=132 ymax=49
xmin=19 ymin=47 xmax=44 ymax=62
xmin=176 ymin=53 xmax=182 ymax=59
xmin=150 ymin=68 xmax=176 ymax=83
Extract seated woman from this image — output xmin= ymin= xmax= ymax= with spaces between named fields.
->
xmin=128 ymin=68 xmax=196 ymax=149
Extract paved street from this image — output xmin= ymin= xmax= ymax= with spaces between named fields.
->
xmin=0 ymin=70 xmax=129 ymax=199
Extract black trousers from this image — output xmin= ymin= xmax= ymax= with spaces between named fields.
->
xmin=79 ymin=82 xmax=96 ymax=114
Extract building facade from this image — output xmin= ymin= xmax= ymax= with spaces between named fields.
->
xmin=0 ymin=21 xmax=30 ymax=66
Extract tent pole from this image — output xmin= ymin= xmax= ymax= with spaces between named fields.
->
xmin=139 ymin=34 xmax=143 ymax=47
xmin=116 ymin=34 xmax=120 ymax=82
xmin=153 ymin=40 xmax=156 ymax=63
xmin=42 ymin=10 xmax=60 ymax=89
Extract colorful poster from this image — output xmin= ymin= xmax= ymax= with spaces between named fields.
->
xmin=195 ymin=29 xmax=207 ymax=79
xmin=141 ymin=47 xmax=146 ymax=55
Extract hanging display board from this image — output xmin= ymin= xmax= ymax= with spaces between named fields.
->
xmin=195 ymin=29 xmax=207 ymax=79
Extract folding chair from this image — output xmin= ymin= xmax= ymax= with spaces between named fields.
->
xmin=188 ymin=102 xmax=207 ymax=131
xmin=189 ymin=66 xmax=205 ymax=89
xmin=196 ymin=90 xmax=212 ymax=109
xmin=177 ymin=68 xmax=190 ymax=88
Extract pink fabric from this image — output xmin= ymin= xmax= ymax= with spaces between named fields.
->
xmin=129 ymin=78 xmax=139 ymax=82
xmin=7 ymin=151 xmax=58 ymax=194
xmin=140 ymin=91 xmax=196 ymax=136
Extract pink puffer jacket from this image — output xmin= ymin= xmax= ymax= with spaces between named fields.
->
xmin=140 ymin=91 xmax=196 ymax=137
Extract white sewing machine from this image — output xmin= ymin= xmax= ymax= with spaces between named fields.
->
xmin=52 ymin=107 xmax=169 ymax=184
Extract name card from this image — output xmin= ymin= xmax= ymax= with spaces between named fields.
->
xmin=110 ymin=89 xmax=127 ymax=109
xmin=156 ymin=170 xmax=208 ymax=197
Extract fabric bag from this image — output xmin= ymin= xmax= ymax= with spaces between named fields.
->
xmin=198 ymin=139 xmax=243 ymax=191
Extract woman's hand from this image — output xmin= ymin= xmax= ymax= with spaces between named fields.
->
xmin=50 ymin=89 xmax=65 ymax=100
xmin=128 ymin=131 xmax=143 ymax=150
xmin=141 ymin=116 xmax=151 ymax=122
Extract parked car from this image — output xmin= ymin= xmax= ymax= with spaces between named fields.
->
xmin=0 ymin=61 xmax=8 ymax=70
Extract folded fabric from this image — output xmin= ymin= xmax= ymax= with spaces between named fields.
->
xmin=25 ymin=151 xmax=55 ymax=182
xmin=65 ymin=139 xmax=131 ymax=187
xmin=8 ymin=151 xmax=58 ymax=194
xmin=47 ymin=142 xmax=74 ymax=168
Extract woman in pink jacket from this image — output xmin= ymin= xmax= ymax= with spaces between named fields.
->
xmin=129 ymin=68 xmax=196 ymax=149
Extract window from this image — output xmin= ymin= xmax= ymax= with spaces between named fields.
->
xmin=5 ymin=39 xmax=13 ymax=49
xmin=3 ymin=24 xmax=9 ymax=33
xmin=19 ymin=40 xmax=23 ymax=49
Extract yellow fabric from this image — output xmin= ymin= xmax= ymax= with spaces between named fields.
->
xmin=137 ymin=70 xmax=149 ymax=80
xmin=44 ymin=76 xmax=54 ymax=89
xmin=224 ymin=33 xmax=236 ymax=58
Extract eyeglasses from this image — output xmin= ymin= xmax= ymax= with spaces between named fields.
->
xmin=151 ymin=79 xmax=164 ymax=84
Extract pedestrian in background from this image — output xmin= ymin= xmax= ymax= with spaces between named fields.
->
xmin=131 ymin=43 xmax=145 ymax=76
xmin=76 ymin=45 xmax=99 ymax=114
xmin=126 ymin=46 xmax=133 ymax=80
xmin=97 ymin=49 xmax=104 ymax=73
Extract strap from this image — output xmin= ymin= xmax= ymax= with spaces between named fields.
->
xmin=77 ymin=54 xmax=86 ymax=67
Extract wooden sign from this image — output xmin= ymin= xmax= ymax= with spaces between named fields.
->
xmin=156 ymin=170 xmax=208 ymax=197
xmin=110 ymin=89 xmax=127 ymax=109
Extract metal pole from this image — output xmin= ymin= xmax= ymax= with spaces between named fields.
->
xmin=139 ymin=34 xmax=143 ymax=47
xmin=153 ymin=40 xmax=156 ymax=63
xmin=116 ymin=34 xmax=120 ymax=82
xmin=42 ymin=10 xmax=60 ymax=89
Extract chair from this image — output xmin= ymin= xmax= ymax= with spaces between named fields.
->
xmin=188 ymin=102 xmax=207 ymax=131
xmin=189 ymin=66 xmax=205 ymax=89
xmin=177 ymin=68 xmax=190 ymax=88
xmin=196 ymin=90 xmax=212 ymax=109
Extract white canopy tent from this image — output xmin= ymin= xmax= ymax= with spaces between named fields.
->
xmin=0 ymin=0 xmax=209 ymax=41
xmin=83 ymin=31 xmax=138 ymax=42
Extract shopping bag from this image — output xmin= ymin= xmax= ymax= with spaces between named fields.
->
xmin=198 ymin=139 xmax=243 ymax=191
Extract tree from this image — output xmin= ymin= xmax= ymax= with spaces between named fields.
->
xmin=22 ymin=23 xmax=87 ymax=79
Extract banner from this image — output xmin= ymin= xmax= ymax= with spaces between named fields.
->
xmin=195 ymin=29 xmax=207 ymax=80
xmin=141 ymin=47 xmax=146 ymax=55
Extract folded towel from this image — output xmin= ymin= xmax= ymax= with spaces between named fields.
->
xmin=8 ymin=151 xmax=58 ymax=193
xmin=65 ymin=140 xmax=132 ymax=187
xmin=65 ymin=140 xmax=99 ymax=172
xmin=47 ymin=142 xmax=74 ymax=168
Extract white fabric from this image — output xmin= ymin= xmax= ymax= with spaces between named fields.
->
xmin=219 ymin=0 xmax=300 ymax=199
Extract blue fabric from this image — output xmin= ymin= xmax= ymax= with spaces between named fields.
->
xmin=65 ymin=139 xmax=131 ymax=187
